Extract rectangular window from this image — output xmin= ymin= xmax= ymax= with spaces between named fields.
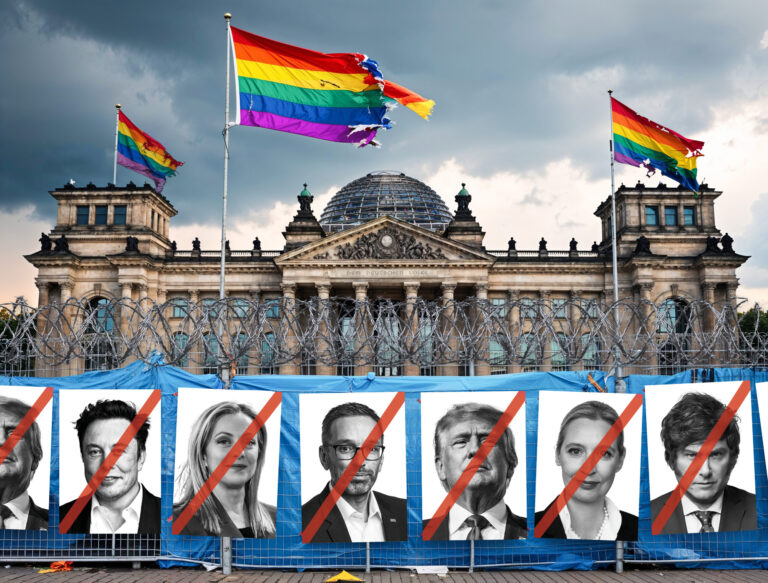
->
xmin=171 ymin=297 xmax=188 ymax=318
xmin=94 ymin=205 xmax=108 ymax=225
xmin=265 ymin=298 xmax=279 ymax=318
xmin=76 ymin=206 xmax=89 ymax=225
xmin=582 ymin=299 xmax=598 ymax=318
xmin=151 ymin=210 xmax=156 ymax=230
xmin=232 ymin=298 xmax=249 ymax=319
xmin=665 ymin=206 xmax=678 ymax=226
xmin=520 ymin=297 xmax=537 ymax=319
xmin=491 ymin=297 xmax=507 ymax=318
xmin=113 ymin=205 xmax=127 ymax=225
xmin=645 ymin=205 xmax=659 ymax=226
xmin=202 ymin=297 xmax=217 ymax=317
xmin=683 ymin=206 xmax=696 ymax=226
xmin=552 ymin=298 xmax=567 ymax=319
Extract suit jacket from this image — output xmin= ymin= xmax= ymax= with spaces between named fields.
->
xmin=650 ymin=484 xmax=757 ymax=535
xmin=534 ymin=498 xmax=638 ymax=540
xmin=302 ymin=486 xmax=408 ymax=542
xmin=25 ymin=498 xmax=49 ymax=531
xmin=422 ymin=505 xmax=527 ymax=540
xmin=59 ymin=485 xmax=160 ymax=534
xmin=174 ymin=496 xmax=277 ymax=538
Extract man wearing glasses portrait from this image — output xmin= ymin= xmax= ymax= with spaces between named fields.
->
xmin=301 ymin=402 xmax=407 ymax=542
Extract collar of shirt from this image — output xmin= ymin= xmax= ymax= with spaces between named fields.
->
xmin=560 ymin=496 xmax=622 ymax=540
xmin=335 ymin=487 xmax=381 ymax=523
xmin=681 ymin=491 xmax=724 ymax=532
xmin=2 ymin=492 xmax=31 ymax=530
xmin=90 ymin=484 xmax=144 ymax=534
xmin=333 ymin=485 xmax=385 ymax=542
xmin=448 ymin=498 xmax=507 ymax=540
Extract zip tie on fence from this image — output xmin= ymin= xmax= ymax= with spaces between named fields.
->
xmin=587 ymin=373 xmax=606 ymax=392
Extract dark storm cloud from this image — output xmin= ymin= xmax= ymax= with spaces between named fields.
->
xmin=1 ymin=0 xmax=766 ymax=228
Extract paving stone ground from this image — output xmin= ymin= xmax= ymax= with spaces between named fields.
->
xmin=1 ymin=565 xmax=767 ymax=583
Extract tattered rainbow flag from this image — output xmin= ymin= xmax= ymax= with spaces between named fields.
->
xmin=230 ymin=26 xmax=434 ymax=146
xmin=117 ymin=111 xmax=183 ymax=193
xmin=611 ymin=97 xmax=704 ymax=193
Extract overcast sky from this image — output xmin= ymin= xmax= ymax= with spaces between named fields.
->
xmin=1 ymin=1 xmax=767 ymax=306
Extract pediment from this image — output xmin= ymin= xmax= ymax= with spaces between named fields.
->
xmin=275 ymin=216 xmax=493 ymax=266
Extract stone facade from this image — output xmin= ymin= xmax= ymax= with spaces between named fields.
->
xmin=25 ymin=176 xmax=748 ymax=375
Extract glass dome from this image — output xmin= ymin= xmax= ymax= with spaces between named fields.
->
xmin=319 ymin=171 xmax=453 ymax=233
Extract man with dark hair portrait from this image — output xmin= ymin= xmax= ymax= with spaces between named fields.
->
xmin=425 ymin=403 xmax=526 ymax=540
xmin=59 ymin=399 xmax=160 ymax=534
xmin=301 ymin=401 xmax=407 ymax=542
xmin=0 ymin=396 xmax=48 ymax=530
xmin=651 ymin=392 xmax=756 ymax=534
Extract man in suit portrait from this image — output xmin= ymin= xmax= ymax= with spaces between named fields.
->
xmin=59 ymin=399 xmax=160 ymax=534
xmin=302 ymin=402 xmax=407 ymax=542
xmin=0 ymin=396 xmax=48 ymax=530
xmin=650 ymin=391 xmax=757 ymax=534
xmin=424 ymin=403 xmax=527 ymax=540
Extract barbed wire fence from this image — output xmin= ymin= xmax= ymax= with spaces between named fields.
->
xmin=1 ymin=296 xmax=766 ymax=378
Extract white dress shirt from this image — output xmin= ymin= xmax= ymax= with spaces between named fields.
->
xmin=681 ymin=492 xmax=723 ymax=533
xmin=90 ymin=485 xmax=144 ymax=534
xmin=560 ymin=496 xmax=622 ymax=540
xmin=334 ymin=488 xmax=385 ymax=542
xmin=447 ymin=499 xmax=507 ymax=540
xmin=2 ymin=492 xmax=31 ymax=530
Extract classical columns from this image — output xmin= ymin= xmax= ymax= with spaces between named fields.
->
xmin=539 ymin=290 xmax=552 ymax=371
xmin=507 ymin=290 xmax=521 ymax=374
xmin=474 ymin=283 xmax=490 ymax=376
xmin=403 ymin=282 xmax=420 ymax=376
xmin=279 ymin=283 xmax=299 ymax=375
xmin=315 ymin=282 xmax=333 ymax=376
xmin=441 ymin=282 xmax=458 ymax=376
xmin=353 ymin=282 xmax=370 ymax=376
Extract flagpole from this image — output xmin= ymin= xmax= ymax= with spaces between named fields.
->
xmin=607 ymin=89 xmax=625 ymax=574
xmin=220 ymin=14 xmax=232 ymax=302
xmin=113 ymin=104 xmax=121 ymax=184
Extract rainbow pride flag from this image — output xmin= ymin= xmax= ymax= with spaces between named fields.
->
xmin=230 ymin=27 xmax=434 ymax=146
xmin=117 ymin=111 xmax=183 ymax=193
xmin=611 ymin=97 xmax=704 ymax=193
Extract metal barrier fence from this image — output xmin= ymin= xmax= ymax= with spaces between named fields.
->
xmin=0 ymin=296 xmax=766 ymax=377
xmin=0 ymin=296 xmax=766 ymax=572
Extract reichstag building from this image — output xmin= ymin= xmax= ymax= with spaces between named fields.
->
xmin=25 ymin=171 xmax=748 ymax=377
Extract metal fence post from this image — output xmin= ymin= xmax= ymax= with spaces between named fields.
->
xmin=220 ymin=365 xmax=233 ymax=575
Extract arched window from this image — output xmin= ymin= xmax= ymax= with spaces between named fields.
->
xmin=234 ymin=332 xmax=249 ymax=375
xmin=173 ymin=332 xmax=189 ymax=368
xmin=202 ymin=332 xmax=219 ymax=375
xmin=658 ymin=297 xmax=691 ymax=374
xmin=83 ymin=297 xmax=117 ymax=371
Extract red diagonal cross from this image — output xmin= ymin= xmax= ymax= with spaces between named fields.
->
xmin=172 ymin=391 xmax=282 ymax=535
xmin=59 ymin=389 xmax=161 ymax=534
xmin=0 ymin=387 xmax=53 ymax=467
xmin=652 ymin=380 xmax=751 ymax=535
xmin=422 ymin=391 xmax=526 ymax=541
xmin=302 ymin=392 xmax=405 ymax=543
xmin=534 ymin=393 xmax=643 ymax=538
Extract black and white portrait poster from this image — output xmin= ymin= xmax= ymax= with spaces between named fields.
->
xmin=420 ymin=391 xmax=527 ymax=541
xmin=299 ymin=392 xmax=407 ymax=543
xmin=757 ymin=382 xmax=768 ymax=478
xmin=172 ymin=388 xmax=281 ymax=538
xmin=0 ymin=385 xmax=52 ymax=531
xmin=58 ymin=389 xmax=161 ymax=534
xmin=534 ymin=391 xmax=642 ymax=541
xmin=645 ymin=381 xmax=756 ymax=535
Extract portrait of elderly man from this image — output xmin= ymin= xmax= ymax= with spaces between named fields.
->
xmin=301 ymin=401 xmax=407 ymax=543
xmin=0 ymin=395 xmax=48 ymax=530
xmin=650 ymin=391 xmax=757 ymax=534
xmin=59 ymin=399 xmax=160 ymax=534
xmin=425 ymin=402 xmax=527 ymax=540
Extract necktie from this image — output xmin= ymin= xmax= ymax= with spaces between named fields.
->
xmin=461 ymin=514 xmax=490 ymax=540
xmin=693 ymin=510 xmax=715 ymax=533
xmin=0 ymin=504 xmax=13 ymax=529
